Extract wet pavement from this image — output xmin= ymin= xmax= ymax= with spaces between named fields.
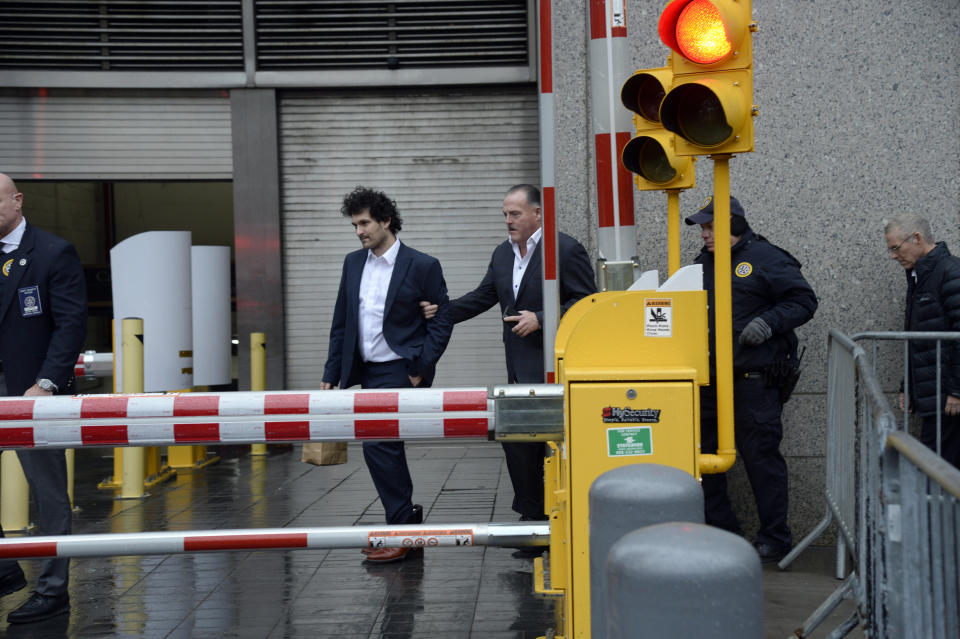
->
xmin=0 ymin=443 xmax=860 ymax=638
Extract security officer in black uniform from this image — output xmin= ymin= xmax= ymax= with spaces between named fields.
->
xmin=0 ymin=172 xmax=87 ymax=623
xmin=686 ymin=196 xmax=817 ymax=562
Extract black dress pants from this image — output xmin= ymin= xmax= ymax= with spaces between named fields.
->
xmin=700 ymin=377 xmax=792 ymax=549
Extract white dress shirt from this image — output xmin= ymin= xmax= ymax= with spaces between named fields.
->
xmin=511 ymin=227 xmax=542 ymax=299
xmin=358 ymin=239 xmax=403 ymax=363
xmin=0 ymin=217 xmax=26 ymax=253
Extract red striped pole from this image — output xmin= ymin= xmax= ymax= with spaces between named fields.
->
xmin=589 ymin=0 xmax=635 ymax=263
xmin=0 ymin=389 xmax=493 ymax=450
xmin=538 ymin=0 xmax=560 ymax=383
xmin=0 ymin=522 xmax=551 ymax=560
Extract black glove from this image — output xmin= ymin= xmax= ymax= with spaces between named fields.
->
xmin=739 ymin=317 xmax=772 ymax=346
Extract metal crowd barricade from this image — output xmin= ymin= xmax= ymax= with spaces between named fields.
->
xmin=779 ymin=331 xmax=859 ymax=579
xmin=787 ymin=330 xmax=960 ymax=639
xmin=852 ymin=331 xmax=960 ymax=457
xmin=882 ymin=431 xmax=960 ymax=639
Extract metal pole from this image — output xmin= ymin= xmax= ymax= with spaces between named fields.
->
xmin=666 ymin=189 xmax=681 ymax=276
xmin=120 ymin=318 xmax=145 ymax=499
xmin=537 ymin=0 xmax=560 ymax=383
xmin=250 ymin=332 xmax=267 ymax=456
xmin=0 ymin=522 xmax=550 ymax=560
xmin=701 ymin=155 xmax=736 ymax=474
xmin=588 ymin=0 xmax=634 ymax=263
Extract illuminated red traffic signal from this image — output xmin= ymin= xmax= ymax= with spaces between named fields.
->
xmin=656 ymin=0 xmax=756 ymax=155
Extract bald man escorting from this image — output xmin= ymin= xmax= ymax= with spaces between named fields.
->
xmin=0 ymin=173 xmax=87 ymax=623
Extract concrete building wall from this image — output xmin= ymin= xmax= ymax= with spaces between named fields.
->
xmin=551 ymin=0 xmax=960 ymax=543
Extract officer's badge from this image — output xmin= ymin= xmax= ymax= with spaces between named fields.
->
xmin=1 ymin=258 xmax=12 ymax=277
xmin=735 ymin=261 xmax=753 ymax=277
xmin=699 ymin=196 xmax=712 ymax=210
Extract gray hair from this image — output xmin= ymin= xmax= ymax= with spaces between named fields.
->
xmin=884 ymin=215 xmax=933 ymax=242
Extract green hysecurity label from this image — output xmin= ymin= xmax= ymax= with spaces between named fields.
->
xmin=606 ymin=427 xmax=653 ymax=457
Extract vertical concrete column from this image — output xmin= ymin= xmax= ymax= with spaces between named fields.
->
xmin=589 ymin=463 xmax=703 ymax=639
xmin=606 ymin=522 xmax=762 ymax=639
xmin=231 ymin=89 xmax=284 ymax=392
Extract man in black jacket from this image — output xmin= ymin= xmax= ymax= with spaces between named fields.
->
xmin=687 ymin=196 xmax=818 ymax=563
xmin=885 ymin=216 xmax=960 ymax=467
xmin=0 ymin=173 xmax=87 ymax=622
xmin=421 ymin=185 xmax=596 ymax=552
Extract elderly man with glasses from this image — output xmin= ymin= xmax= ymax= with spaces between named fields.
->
xmin=885 ymin=216 xmax=960 ymax=467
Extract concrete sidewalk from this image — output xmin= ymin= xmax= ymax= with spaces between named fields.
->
xmin=0 ymin=442 xmax=861 ymax=638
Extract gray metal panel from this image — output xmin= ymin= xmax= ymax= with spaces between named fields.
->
xmin=232 ymin=89 xmax=285 ymax=391
xmin=279 ymin=86 xmax=539 ymax=389
xmin=255 ymin=0 xmax=529 ymax=71
xmin=0 ymin=90 xmax=233 ymax=180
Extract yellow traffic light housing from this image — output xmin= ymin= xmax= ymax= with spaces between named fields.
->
xmin=660 ymin=69 xmax=753 ymax=154
xmin=657 ymin=0 xmax=756 ymax=155
xmin=620 ymin=68 xmax=695 ymax=190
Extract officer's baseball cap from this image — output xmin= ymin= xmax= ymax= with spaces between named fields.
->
xmin=684 ymin=196 xmax=746 ymax=225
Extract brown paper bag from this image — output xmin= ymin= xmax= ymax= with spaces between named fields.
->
xmin=301 ymin=442 xmax=348 ymax=466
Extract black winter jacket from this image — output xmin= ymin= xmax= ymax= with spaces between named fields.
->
xmin=697 ymin=229 xmax=818 ymax=374
xmin=904 ymin=242 xmax=960 ymax=416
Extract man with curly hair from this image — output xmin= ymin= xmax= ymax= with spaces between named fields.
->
xmin=321 ymin=186 xmax=453 ymax=563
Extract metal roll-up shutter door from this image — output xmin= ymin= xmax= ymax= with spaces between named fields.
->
xmin=0 ymin=90 xmax=232 ymax=180
xmin=281 ymin=87 xmax=539 ymax=389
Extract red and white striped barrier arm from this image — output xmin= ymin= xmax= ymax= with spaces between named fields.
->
xmin=0 ymin=388 xmax=493 ymax=450
xmin=0 ymin=522 xmax=551 ymax=560
xmin=74 ymin=351 xmax=114 ymax=379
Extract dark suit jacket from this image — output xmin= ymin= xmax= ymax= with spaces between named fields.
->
xmin=322 ymin=242 xmax=453 ymax=388
xmin=0 ymin=223 xmax=87 ymax=395
xmin=451 ymin=232 xmax=596 ymax=383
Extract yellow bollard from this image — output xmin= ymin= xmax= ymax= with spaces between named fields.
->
xmin=250 ymin=332 xmax=267 ymax=456
xmin=120 ymin=318 xmax=146 ymax=499
xmin=0 ymin=450 xmax=30 ymax=532
xmin=66 ymin=448 xmax=76 ymax=510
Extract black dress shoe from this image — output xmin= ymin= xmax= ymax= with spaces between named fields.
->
xmin=512 ymin=547 xmax=546 ymax=559
xmin=754 ymin=542 xmax=790 ymax=564
xmin=519 ymin=514 xmax=549 ymax=521
xmin=0 ymin=570 xmax=27 ymax=597
xmin=411 ymin=504 xmax=423 ymax=525
xmin=7 ymin=592 xmax=70 ymax=624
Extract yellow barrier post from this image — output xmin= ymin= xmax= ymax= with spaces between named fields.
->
xmin=666 ymin=189 xmax=682 ymax=277
xmin=120 ymin=318 xmax=146 ymax=499
xmin=0 ymin=450 xmax=30 ymax=532
xmin=540 ymin=289 xmax=711 ymax=637
xmin=701 ymin=156 xmax=737 ymax=476
xmin=66 ymin=449 xmax=76 ymax=510
xmin=250 ymin=332 xmax=267 ymax=456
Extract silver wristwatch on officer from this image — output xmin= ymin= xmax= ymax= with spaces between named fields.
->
xmin=36 ymin=378 xmax=58 ymax=392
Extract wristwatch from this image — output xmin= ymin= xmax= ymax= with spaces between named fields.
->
xmin=36 ymin=378 xmax=58 ymax=392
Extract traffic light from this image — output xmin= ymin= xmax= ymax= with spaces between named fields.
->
xmin=656 ymin=0 xmax=756 ymax=155
xmin=619 ymin=68 xmax=695 ymax=190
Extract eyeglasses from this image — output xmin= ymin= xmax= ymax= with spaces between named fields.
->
xmin=888 ymin=235 xmax=914 ymax=255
